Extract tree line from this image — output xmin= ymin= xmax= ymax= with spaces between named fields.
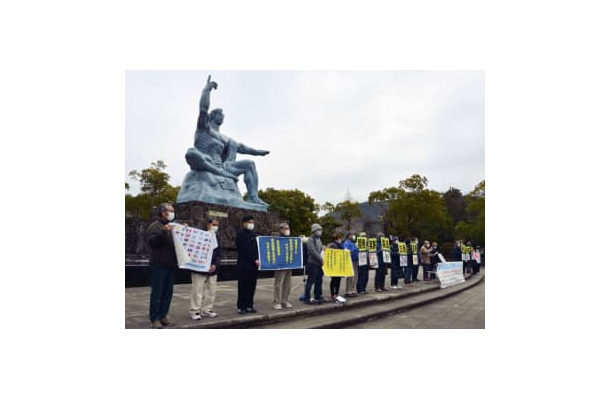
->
xmin=126 ymin=161 xmax=485 ymax=247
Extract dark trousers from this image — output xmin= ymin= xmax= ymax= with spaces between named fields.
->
xmin=391 ymin=266 xmax=403 ymax=285
xmin=237 ymin=268 xmax=259 ymax=310
xmin=149 ymin=265 xmax=175 ymax=322
xmin=473 ymin=261 xmax=480 ymax=274
xmin=330 ymin=277 xmax=341 ymax=296
xmin=357 ymin=265 xmax=369 ymax=293
xmin=463 ymin=261 xmax=467 ymax=275
xmin=374 ymin=265 xmax=387 ymax=289
xmin=412 ymin=264 xmax=420 ymax=281
xmin=305 ymin=264 xmax=324 ymax=300
xmin=422 ymin=263 xmax=431 ymax=280
xmin=404 ymin=265 xmax=412 ymax=283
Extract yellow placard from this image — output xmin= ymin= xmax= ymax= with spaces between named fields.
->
xmin=323 ymin=249 xmax=354 ymax=277
xmin=398 ymin=242 xmax=407 ymax=254
xmin=368 ymin=238 xmax=377 ymax=252
xmin=356 ymin=236 xmax=367 ymax=251
xmin=381 ymin=237 xmax=390 ymax=251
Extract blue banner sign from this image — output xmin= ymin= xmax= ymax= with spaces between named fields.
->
xmin=256 ymin=236 xmax=304 ymax=270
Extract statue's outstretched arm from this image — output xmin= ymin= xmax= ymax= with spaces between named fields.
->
xmin=236 ymin=142 xmax=270 ymax=156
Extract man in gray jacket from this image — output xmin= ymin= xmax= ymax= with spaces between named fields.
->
xmin=304 ymin=223 xmax=325 ymax=304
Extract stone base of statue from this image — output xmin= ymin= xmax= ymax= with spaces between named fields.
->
xmin=176 ymin=170 xmax=267 ymax=212
xmin=175 ymin=201 xmax=280 ymax=260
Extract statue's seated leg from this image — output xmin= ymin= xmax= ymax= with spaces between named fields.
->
xmin=185 ymin=148 xmax=208 ymax=171
xmin=226 ymin=160 xmax=269 ymax=207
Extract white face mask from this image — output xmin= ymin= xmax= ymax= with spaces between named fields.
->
xmin=211 ymin=226 xmax=219 ymax=233
xmin=246 ymin=223 xmax=254 ymax=231
xmin=167 ymin=212 xmax=175 ymax=221
xmin=284 ymin=230 xmax=291 ymax=236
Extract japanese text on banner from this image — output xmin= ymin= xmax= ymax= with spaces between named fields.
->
xmin=322 ymin=249 xmax=354 ymax=277
xmin=256 ymin=236 xmax=303 ymax=270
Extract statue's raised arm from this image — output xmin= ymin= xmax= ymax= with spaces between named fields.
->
xmin=197 ymin=75 xmax=218 ymax=131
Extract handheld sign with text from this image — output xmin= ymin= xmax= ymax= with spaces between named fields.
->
xmin=170 ymin=223 xmax=218 ymax=273
xmin=322 ymin=248 xmax=354 ymax=277
xmin=257 ymin=236 xmax=304 ymax=270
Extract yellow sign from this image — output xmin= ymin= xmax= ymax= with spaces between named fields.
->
xmin=356 ymin=236 xmax=367 ymax=251
xmin=368 ymin=238 xmax=377 ymax=252
xmin=398 ymin=242 xmax=407 ymax=254
xmin=381 ymin=237 xmax=390 ymax=251
xmin=323 ymin=249 xmax=354 ymax=277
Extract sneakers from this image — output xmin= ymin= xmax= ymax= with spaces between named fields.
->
xmin=160 ymin=317 xmax=175 ymax=326
xmin=246 ymin=308 xmax=257 ymax=313
xmin=391 ymin=286 xmax=399 ymax=290
xmin=202 ymin=310 xmax=218 ymax=317
xmin=335 ymin=295 xmax=346 ymax=303
xmin=299 ymin=294 xmax=309 ymax=302
xmin=375 ymin=289 xmax=383 ymax=293
xmin=150 ymin=320 xmax=163 ymax=329
xmin=237 ymin=309 xmax=247 ymax=314
xmin=190 ymin=313 xmax=202 ymax=320
xmin=273 ymin=303 xmax=283 ymax=310
xmin=283 ymin=302 xmax=293 ymax=308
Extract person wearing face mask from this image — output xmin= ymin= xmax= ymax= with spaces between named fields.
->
xmin=235 ymin=215 xmax=261 ymax=314
xmin=189 ymin=217 xmax=222 ymax=320
xmin=272 ymin=222 xmax=293 ymax=310
xmin=430 ymin=241 xmax=440 ymax=281
xmin=420 ymin=240 xmax=432 ymax=282
xmin=342 ymin=232 xmax=359 ymax=298
xmin=147 ymin=203 xmax=178 ymax=329
xmin=304 ymin=223 xmax=325 ymax=304
xmin=375 ymin=232 xmax=389 ymax=292
xmin=327 ymin=232 xmax=347 ymax=303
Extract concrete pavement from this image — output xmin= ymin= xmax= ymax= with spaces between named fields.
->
xmin=125 ymin=268 xmax=484 ymax=329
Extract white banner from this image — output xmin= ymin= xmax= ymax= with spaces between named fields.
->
xmin=436 ymin=262 xmax=466 ymax=288
xmin=399 ymin=255 xmax=408 ymax=267
xmin=382 ymin=251 xmax=391 ymax=264
xmin=170 ymin=224 xmax=218 ymax=273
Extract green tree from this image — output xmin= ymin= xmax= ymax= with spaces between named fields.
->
xmin=318 ymin=213 xmax=342 ymax=245
xmin=126 ymin=160 xmax=179 ymax=219
xmin=443 ymin=187 xmax=467 ymax=226
xmin=455 ymin=180 xmax=485 ymax=245
xmin=334 ymin=200 xmax=363 ymax=232
xmin=257 ymin=188 xmax=318 ymax=236
xmin=368 ymin=174 xmax=452 ymax=242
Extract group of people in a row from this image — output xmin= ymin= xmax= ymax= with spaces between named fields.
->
xmin=145 ymin=203 xmax=482 ymax=328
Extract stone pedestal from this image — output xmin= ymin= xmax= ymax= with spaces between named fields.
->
xmin=175 ymin=201 xmax=281 ymax=260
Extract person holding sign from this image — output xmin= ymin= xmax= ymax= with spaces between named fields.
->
xmin=342 ymin=232 xmax=359 ymax=298
xmin=374 ymin=233 xmax=389 ymax=292
xmin=389 ymin=236 xmax=403 ymax=289
xmin=410 ymin=238 xmax=420 ymax=282
xmin=147 ymin=203 xmax=178 ymax=329
xmin=327 ymin=233 xmax=347 ymax=303
xmin=304 ymin=223 xmax=325 ymax=305
xmin=356 ymin=233 xmax=370 ymax=295
xmin=235 ymin=215 xmax=261 ymax=314
xmin=272 ymin=222 xmax=294 ymax=310
xmin=189 ymin=217 xmax=222 ymax=320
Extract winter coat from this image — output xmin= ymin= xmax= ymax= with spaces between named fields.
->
xmin=147 ymin=218 xmax=178 ymax=268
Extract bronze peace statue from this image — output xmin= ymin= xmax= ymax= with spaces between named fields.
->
xmin=177 ymin=75 xmax=270 ymax=211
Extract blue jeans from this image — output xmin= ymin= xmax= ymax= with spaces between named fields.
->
xmin=149 ymin=265 xmax=175 ymax=322
xmin=305 ymin=264 xmax=324 ymax=300
xmin=357 ymin=265 xmax=369 ymax=293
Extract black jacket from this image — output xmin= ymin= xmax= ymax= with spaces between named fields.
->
xmin=147 ymin=218 xmax=178 ymax=268
xmin=235 ymin=229 xmax=259 ymax=271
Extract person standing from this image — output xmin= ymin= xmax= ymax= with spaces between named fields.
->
xmin=342 ymin=232 xmax=359 ymax=298
xmin=390 ymin=236 xmax=403 ymax=289
xmin=235 ymin=215 xmax=260 ymax=314
xmin=304 ymin=223 xmax=325 ymax=304
xmin=272 ymin=222 xmax=293 ymax=310
xmin=420 ymin=240 xmax=432 ymax=282
xmin=375 ymin=233 xmax=389 ymax=292
xmin=147 ymin=203 xmax=178 ymax=329
xmin=189 ymin=217 xmax=221 ymax=320
xmin=411 ymin=238 xmax=420 ymax=282
xmin=453 ymin=241 xmax=462 ymax=262
xmin=327 ymin=233 xmax=346 ymax=303
xmin=429 ymin=241 xmax=440 ymax=281
xmin=356 ymin=232 xmax=370 ymax=295
xmin=403 ymin=239 xmax=413 ymax=287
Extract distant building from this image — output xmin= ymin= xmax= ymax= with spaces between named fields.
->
xmin=329 ymin=202 xmax=386 ymax=235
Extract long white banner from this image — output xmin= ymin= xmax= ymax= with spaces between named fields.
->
xmin=436 ymin=262 xmax=466 ymax=288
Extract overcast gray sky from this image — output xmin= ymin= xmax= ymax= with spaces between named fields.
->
xmin=125 ymin=70 xmax=484 ymax=205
